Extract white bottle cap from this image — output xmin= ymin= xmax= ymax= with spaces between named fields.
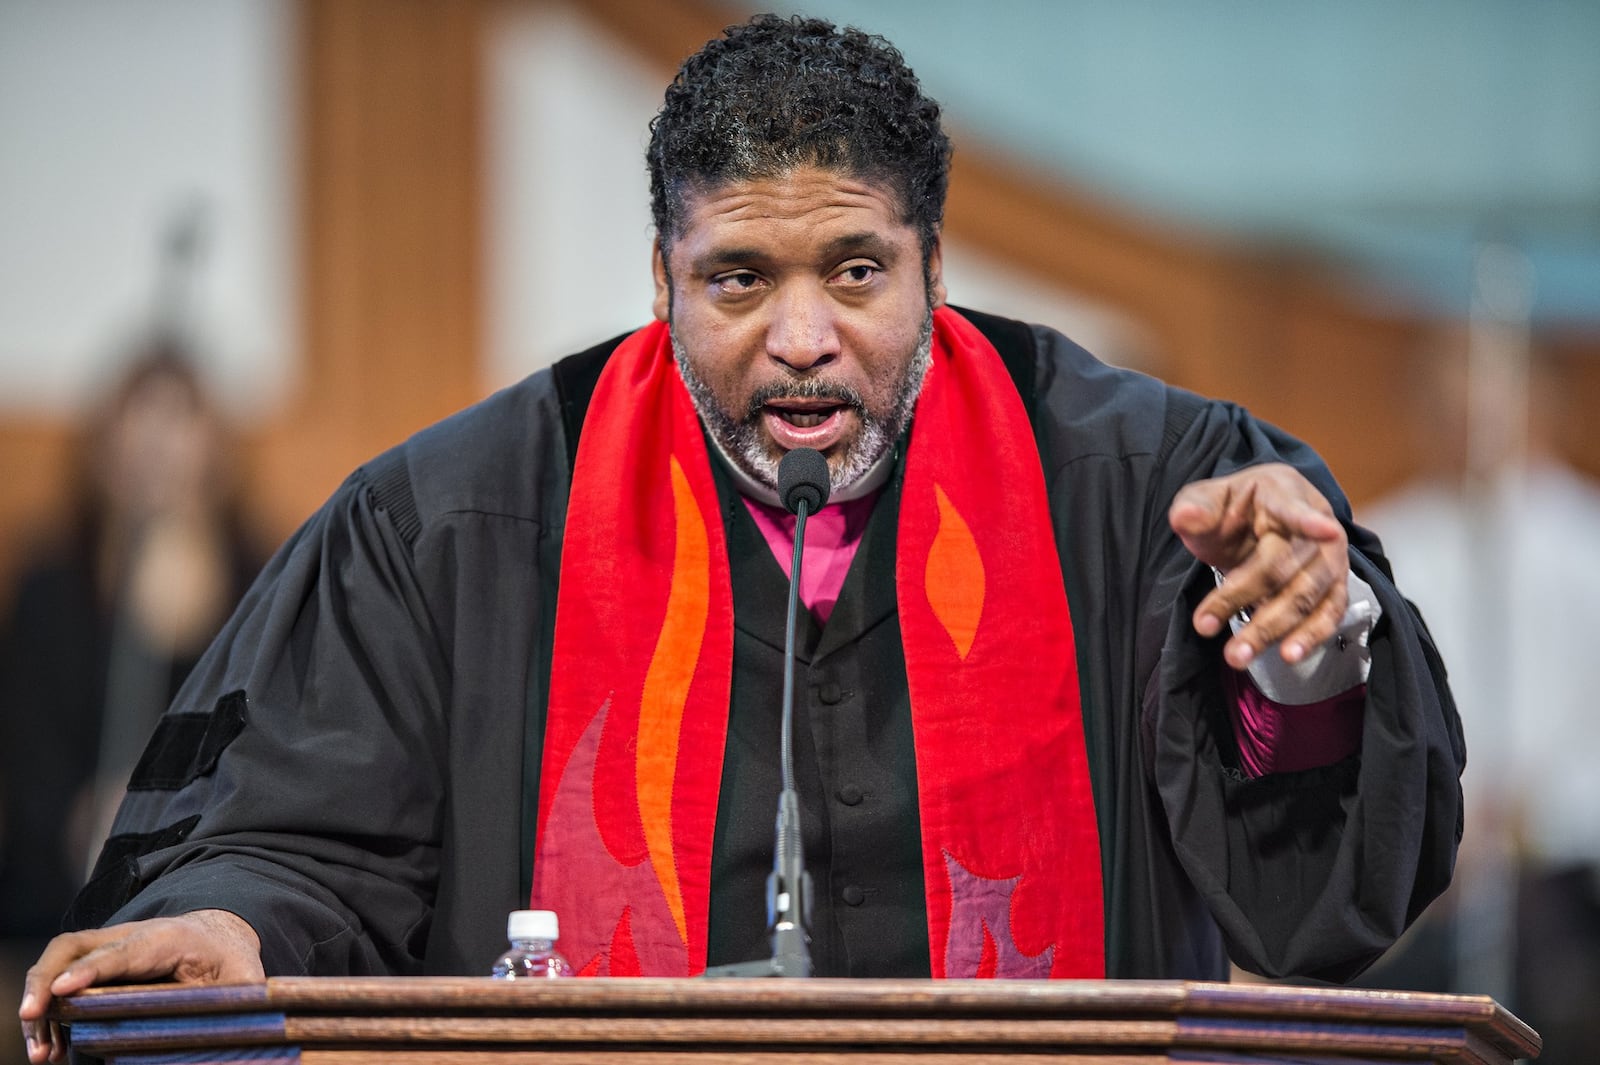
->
xmin=507 ymin=909 xmax=559 ymax=941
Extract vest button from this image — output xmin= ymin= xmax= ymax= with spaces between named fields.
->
xmin=841 ymin=884 xmax=865 ymax=906
xmin=837 ymin=785 xmax=864 ymax=806
xmin=818 ymin=681 xmax=843 ymax=705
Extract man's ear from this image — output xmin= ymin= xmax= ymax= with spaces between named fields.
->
xmin=927 ymin=235 xmax=947 ymax=309
xmin=652 ymin=239 xmax=671 ymax=322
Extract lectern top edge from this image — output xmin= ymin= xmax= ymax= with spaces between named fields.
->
xmin=56 ymin=975 xmax=1520 ymax=1028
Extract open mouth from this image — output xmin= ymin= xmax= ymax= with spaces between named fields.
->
xmin=769 ymin=403 xmax=845 ymax=428
xmin=759 ymin=398 xmax=854 ymax=452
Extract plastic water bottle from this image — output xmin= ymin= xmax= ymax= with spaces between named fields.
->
xmin=490 ymin=909 xmax=572 ymax=978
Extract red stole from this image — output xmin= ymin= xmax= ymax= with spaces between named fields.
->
xmin=533 ymin=306 xmax=1103 ymax=978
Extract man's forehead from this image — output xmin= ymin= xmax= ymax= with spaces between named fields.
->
xmin=672 ymin=166 xmax=910 ymax=231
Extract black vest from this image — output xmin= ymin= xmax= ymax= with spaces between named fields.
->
xmin=704 ymin=444 xmax=928 ymax=975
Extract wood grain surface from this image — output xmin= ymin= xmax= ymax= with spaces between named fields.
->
xmin=54 ymin=977 xmax=1540 ymax=1065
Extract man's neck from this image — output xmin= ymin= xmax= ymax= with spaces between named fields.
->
xmin=700 ymin=423 xmax=896 ymax=508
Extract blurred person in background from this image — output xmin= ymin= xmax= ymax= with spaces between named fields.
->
xmin=0 ymin=337 xmax=262 ymax=1052
xmin=1360 ymin=322 xmax=1600 ymax=1065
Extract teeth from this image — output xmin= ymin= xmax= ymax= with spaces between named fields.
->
xmin=779 ymin=409 xmax=832 ymax=428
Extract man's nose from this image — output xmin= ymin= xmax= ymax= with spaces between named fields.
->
xmin=766 ymin=285 xmax=840 ymax=371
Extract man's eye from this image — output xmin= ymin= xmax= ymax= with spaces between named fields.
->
xmin=835 ymin=263 xmax=878 ymax=284
xmin=713 ymin=271 xmax=763 ymax=294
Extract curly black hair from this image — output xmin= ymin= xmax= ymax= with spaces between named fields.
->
xmin=647 ymin=14 xmax=951 ymax=261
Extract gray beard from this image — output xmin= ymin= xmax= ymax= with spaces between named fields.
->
xmin=672 ymin=312 xmax=933 ymax=494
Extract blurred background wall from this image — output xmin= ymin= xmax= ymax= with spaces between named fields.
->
xmin=3 ymin=0 xmax=1596 ymax=581
xmin=1 ymin=0 xmax=1597 ymax=1057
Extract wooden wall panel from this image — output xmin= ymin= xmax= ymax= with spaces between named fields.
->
xmin=253 ymin=0 xmax=488 ymax=542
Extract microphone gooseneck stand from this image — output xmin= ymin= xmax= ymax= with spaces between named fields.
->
xmin=703 ymin=446 xmax=830 ymax=978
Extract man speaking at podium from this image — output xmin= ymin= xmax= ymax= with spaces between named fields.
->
xmin=22 ymin=14 xmax=1462 ymax=1060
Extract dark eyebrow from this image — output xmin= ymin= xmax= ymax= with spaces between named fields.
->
xmin=818 ymin=232 xmax=902 ymax=266
xmin=689 ymin=232 xmax=905 ymax=278
xmin=689 ymin=247 xmax=770 ymax=277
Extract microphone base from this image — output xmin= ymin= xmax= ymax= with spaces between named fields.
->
xmin=700 ymin=925 xmax=812 ymax=978
xmin=699 ymin=950 xmax=812 ymax=978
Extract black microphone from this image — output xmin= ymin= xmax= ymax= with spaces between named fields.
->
xmin=778 ymin=446 xmax=830 ymax=517
xmin=769 ymin=448 xmax=828 ymax=976
xmin=703 ymin=447 xmax=829 ymax=978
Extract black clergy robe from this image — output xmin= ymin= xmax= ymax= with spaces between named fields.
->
xmin=71 ymin=309 xmax=1465 ymax=983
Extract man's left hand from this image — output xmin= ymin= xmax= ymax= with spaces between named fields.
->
xmin=1168 ymin=463 xmax=1349 ymax=671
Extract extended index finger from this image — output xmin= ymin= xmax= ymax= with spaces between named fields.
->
xmin=1170 ymin=480 xmax=1260 ymax=570
xmin=1246 ymin=471 xmax=1344 ymax=542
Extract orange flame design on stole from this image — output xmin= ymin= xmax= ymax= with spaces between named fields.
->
xmin=635 ymin=456 xmax=709 ymax=946
xmin=924 ymin=485 xmax=985 ymax=661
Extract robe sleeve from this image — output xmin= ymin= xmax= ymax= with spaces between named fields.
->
xmin=67 ymin=458 xmax=450 ymax=977
xmin=1142 ymin=397 xmax=1465 ymax=981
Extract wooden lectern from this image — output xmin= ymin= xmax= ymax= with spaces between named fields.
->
xmin=56 ymin=977 xmax=1539 ymax=1064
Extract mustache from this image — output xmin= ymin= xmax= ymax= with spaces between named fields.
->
xmin=742 ymin=379 xmax=867 ymax=421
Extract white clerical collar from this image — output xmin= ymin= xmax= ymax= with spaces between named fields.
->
xmin=701 ymin=428 xmax=896 ymax=508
